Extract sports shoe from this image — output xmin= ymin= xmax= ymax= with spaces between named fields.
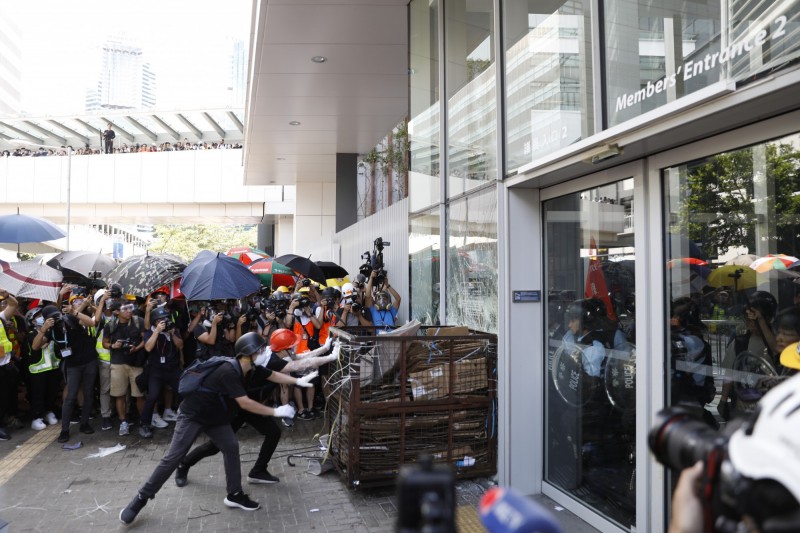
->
xmin=102 ymin=417 xmax=113 ymax=431
xmin=247 ymin=470 xmax=279 ymax=484
xmin=31 ymin=418 xmax=46 ymax=431
xmin=162 ymin=408 xmax=178 ymax=422
xmin=151 ymin=413 xmax=168 ymax=429
xmin=119 ymin=492 xmax=148 ymax=525
xmin=175 ymin=464 xmax=189 ymax=487
xmin=70 ymin=411 xmax=81 ymax=424
xmin=45 ymin=412 xmax=58 ymax=425
xmin=138 ymin=425 xmax=153 ymax=439
xmin=281 ymin=416 xmax=294 ymax=428
xmin=57 ymin=430 xmax=70 ymax=443
xmin=224 ymin=491 xmax=260 ymax=511
xmin=0 ymin=427 xmax=10 ymax=441
xmin=298 ymin=410 xmax=313 ymax=421
xmin=119 ymin=421 xmax=130 ymax=436
xmin=80 ymin=423 xmax=95 ymax=434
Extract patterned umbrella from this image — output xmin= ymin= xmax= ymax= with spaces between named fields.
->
xmin=180 ymin=250 xmax=260 ymax=300
xmin=225 ymin=246 xmax=270 ymax=266
xmin=105 ymin=253 xmax=186 ymax=298
xmin=0 ymin=259 xmax=63 ymax=301
xmin=750 ymin=254 xmax=800 ymax=272
xmin=248 ymin=259 xmax=296 ymax=288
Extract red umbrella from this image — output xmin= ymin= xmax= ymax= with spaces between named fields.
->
xmin=225 ymin=246 xmax=270 ymax=266
xmin=248 ymin=259 xmax=296 ymax=288
xmin=667 ymin=258 xmax=708 ymax=268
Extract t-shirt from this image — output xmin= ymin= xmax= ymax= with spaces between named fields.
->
xmin=179 ymin=360 xmax=246 ymax=425
xmin=369 ymin=306 xmax=398 ymax=328
xmin=143 ymin=329 xmax=180 ymax=369
xmin=104 ymin=318 xmax=145 ymax=366
xmin=193 ymin=324 xmax=235 ymax=360
xmin=47 ymin=315 xmax=97 ymax=367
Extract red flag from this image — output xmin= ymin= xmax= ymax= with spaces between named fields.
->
xmin=584 ymin=237 xmax=617 ymax=320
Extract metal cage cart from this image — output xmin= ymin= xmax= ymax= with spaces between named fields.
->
xmin=323 ymin=324 xmax=498 ymax=488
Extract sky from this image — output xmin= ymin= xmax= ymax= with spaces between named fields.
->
xmin=8 ymin=0 xmax=251 ymax=115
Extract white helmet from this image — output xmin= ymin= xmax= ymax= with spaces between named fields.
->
xmin=94 ymin=289 xmax=106 ymax=305
xmin=728 ymin=373 xmax=800 ymax=503
xmin=341 ymin=282 xmax=355 ymax=298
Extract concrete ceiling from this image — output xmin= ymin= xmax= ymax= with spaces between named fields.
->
xmin=243 ymin=0 xmax=409 ymax=186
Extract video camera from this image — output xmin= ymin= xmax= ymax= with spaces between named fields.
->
xmin=359 ymin=236 xmax=390 ymax=285
xmin=649 ymin=376 xmax=800 ymax=532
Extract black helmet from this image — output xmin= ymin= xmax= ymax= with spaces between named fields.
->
xmin=565 ymin=298 xmax=607 ymax=330
xmin=151 ymin=307 xmax=170 ymax=323
xmin=41 ymin=305 xmax=61 ymax=321
xmin=671 ymin=296 xmax=704 ymax=330
xmin=109 ymin=283 xmax=123 ymax=299
xmin=235 ymin=331 xmax=266 ymax=358
xmin=25 ymin=306 xmax=43 ymax=329
xmin=748 ymin=291 xmax=778 ymax=321
xmin=321 ymin=288 xmax=336 ymax=299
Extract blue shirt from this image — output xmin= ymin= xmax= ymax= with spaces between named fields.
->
xmin=369 ymin=306 xmax=397 ymax=328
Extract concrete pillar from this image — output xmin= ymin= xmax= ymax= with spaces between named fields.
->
xmin=294 ymin=181 xmax=336 ymax=257
xmin=274 ymin=214 xmax=294 ymax=257
xmin=257 ymin=222 xmax=275 ymax=256
xmin=336 ymin=153 xmax=358 ymax=232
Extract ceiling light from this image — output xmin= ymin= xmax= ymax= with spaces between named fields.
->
xmin=311 ymin=56 xmax=327 ymax=63
xmin=590 ymin=143 xmax=622 ymax=164
xmin=289 ymin=121 xmax=301 ymax=126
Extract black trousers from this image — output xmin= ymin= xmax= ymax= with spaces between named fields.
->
xmin=29 ymin=369 xmax=61 ymax=419
xmin=181 ymin=409 xmax=281 ymax=474
xmin=103 ymin=139 xmax=113 ymax=154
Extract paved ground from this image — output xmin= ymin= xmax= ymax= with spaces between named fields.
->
xmin=0 ymin=415 xmax=598 ymax=532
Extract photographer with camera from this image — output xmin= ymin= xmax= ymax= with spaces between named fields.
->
xmin=193 ymin=303 xmax=239 ymax=360
xmin=336 ymin=282 xmax=373 ymax=327
xmin=365 ymin=270 xmax=401 ymax=328
xmin=138 ymin=307 xmax=184 ymax=439
xmin=103 ymin=298 xmax=145 ymax=437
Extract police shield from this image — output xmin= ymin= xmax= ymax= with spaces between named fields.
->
xmin=733 ymin=350 xmax=777 ymax=403
xmin=552 ymin=343 xmax=600 ymax=408
xmin=603 ymin=342 xmax=636 ymax=412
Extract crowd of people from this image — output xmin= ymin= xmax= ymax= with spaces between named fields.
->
xmin=0 ymin=257 xmax=402 ymax=524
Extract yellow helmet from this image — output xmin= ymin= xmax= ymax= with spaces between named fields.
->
xmin=275 ymin=285 xmax=290 ymax=293
xmin=780 ymin=342 xmax=800 ymax=371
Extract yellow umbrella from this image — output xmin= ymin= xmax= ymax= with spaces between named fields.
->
xmin=707 ymin=265 xmax=757 ymax=290
xmin=326 ymin=276 xmax=350 ymax=288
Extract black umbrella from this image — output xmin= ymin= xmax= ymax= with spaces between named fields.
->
xmin=274 ymin=254 xmax=327 ymax=284
xmin=315 ymin=261 xmax=349 ymax=279
xmin=105 ymin=253 xmax=186 ymax=298
xmin=180 ymin=250 xmax=260 ymax=300
xmin=47 ymin=251 xmax=117 ymax=279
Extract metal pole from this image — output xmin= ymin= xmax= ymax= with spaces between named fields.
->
xmin=66 ymin=147 xmax=72 ymax=250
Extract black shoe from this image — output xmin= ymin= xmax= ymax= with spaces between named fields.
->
xmin=101 ymin=417 xmax=113 ymax=431
xmin=247 ymin=470 xmax=279 ymax=484
xmin=57 ymin=430 xmax=69 ymax=443
xmin=70 ymin=410 xmax=81 ymax=424
xmin=298 ymin=410 xmax=312 ymax=421
xmin=175 ymin=464 xmax=189 ymax=488
xmin=224 ymin=491 xmax=260 ymax=511
xmin=138 ymin=425 xmax=153 ymax=439
xmin=119 ymin=492 xmax=148 ymax=525
xmin=80 ymin=423 xmax=94 ymax=435
xmin=0 ymin=427 xmax=9 ymax=441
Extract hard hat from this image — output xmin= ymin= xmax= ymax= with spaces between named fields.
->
xmin=270 ymin=329 xmax=299 ymax=352
xmin=235 ymin=331 xmax=267 ymax=357
xmin=780 ymin=342 xmax=800 ymax=371
xmin=274 ymin=286 xmax=290 ymax=294
xmin=94 ymin=289 xmax=106 ymax=305
xmin=341 ymin=282 xmax=355 ymax=298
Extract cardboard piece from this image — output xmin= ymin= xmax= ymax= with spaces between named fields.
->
xmin=408 ymin=358 xmax=487 ymax=400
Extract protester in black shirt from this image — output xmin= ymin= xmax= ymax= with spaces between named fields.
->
xmin=120 ymin=328 xmax=297 ymax=525
xmin=103 ymin=123 xmax=115 ymax=154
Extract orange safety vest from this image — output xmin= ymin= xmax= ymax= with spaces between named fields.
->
xmin=292 ymin=318 xmax=315 ymax=354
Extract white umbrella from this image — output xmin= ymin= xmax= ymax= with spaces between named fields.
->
xmin=0 ymin=259 xmax=63 ymax=302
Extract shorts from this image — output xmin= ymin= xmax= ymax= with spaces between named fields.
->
xmin=111 ymin=364 xmax=144 ymax=397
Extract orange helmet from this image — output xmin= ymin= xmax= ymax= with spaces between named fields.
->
xmin=269 ymin=328 xmax=300 ymax=352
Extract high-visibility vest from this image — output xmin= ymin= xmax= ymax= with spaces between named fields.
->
xmin=293 ymin=319 xmax=314 ymax=354
xmin=0 ymin=321 xmax=13 ymax=366
xmin=28 ymin=339 xmax=60 ymax=374
xmin=96 ymin=329 xmax=111 ymax=362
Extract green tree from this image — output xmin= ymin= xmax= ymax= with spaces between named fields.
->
xmin=148 ymin=224 xmax=258 ymax=262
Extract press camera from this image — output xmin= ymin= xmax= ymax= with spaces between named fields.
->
xmin=359 ymin=236 xmax=390 ymax=285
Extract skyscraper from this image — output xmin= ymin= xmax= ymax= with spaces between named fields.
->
xmin=85 ymin=37 xmax=156 ymax=111
xmin=229 ymin=39 xmax=246 ymax=107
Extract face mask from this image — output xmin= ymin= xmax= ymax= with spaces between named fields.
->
xmin=253 ymin=348 xmax=269 ymax=367
xmin=34 ymin=316 xmax=44 ymax=327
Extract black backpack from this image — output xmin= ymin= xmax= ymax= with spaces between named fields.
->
xmin=178 ymin=356 xmax=239 ymax=396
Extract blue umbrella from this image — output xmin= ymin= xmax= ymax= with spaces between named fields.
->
xmin=0 ymin=213 xmax=65 ymax=244
xmin=180 ymin=250 xmax=260 ymax=300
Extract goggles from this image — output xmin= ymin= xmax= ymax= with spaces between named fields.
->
xmin=119 ymin=303 xmax=135 ymax=312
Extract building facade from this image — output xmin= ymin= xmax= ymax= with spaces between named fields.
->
xmin=85 ymin=37 xmax=156 ymax=112
xmin=407 ymin=0 xmax=800 ymax=531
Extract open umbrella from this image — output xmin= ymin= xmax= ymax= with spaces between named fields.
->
xmin=274 ymin=254 xmax=327 ymax=284
xmin=750 ymin=254 xmax=800 ymax=273
xmin=225 ymin=246 xmax=270 ymax=266
xmin=315 ymin=261 xmax=350 ymax=279
xmin=47 ymin=251 xmax=117 ymax=279
xmin=707 ymin=266 xmax=757 ymax=291
xmin=0 ymin=212 xmax=66 ymax=257
xmin=0 ymin=259 xmax=63 ymax=301
xmin=180 ymin=250 xmax=260 ymax=300
xmin=326 ymin=276 xmax=350 ymax=288
xmin=105 ymin=253 xmax=186 ymax=298
xmin=248 ymin=259 xmax=296 ymax=288
xmin=724 ymin=254 xmax=758 ymax=267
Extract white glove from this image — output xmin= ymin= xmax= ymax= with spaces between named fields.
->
xmin=324 ymin=336 xmax=333 ymax=350
xmin=296 ymin=370 xmax=318 ymax=388
xmin=273 ymin=404 xmax=296 ymax=418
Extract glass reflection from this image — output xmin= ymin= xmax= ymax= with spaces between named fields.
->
xmin=544 ymin=180 xmax=636 ymax=529
xmin=410 ymin=210 xmax=441 ymax=325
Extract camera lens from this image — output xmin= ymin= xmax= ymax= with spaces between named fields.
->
xmin=648 ymin=407 xmax=718 ymax=471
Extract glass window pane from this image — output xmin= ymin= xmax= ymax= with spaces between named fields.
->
xmin=445 ymin=188 xmax=498 ymax=332
xmin=410 ymin=0 xmax=441 ymax=212
xmin=410 ymin=209 xmax=441 ymax=324
xmin=543 ymin=180 xmax=637 ymax=529
xmin=503 ymin=0 xmax=594 ymax=172
xmin=604 ymin=0 xmax=722 ymax=127
xmin=445 ymin=0 xmax=497 ymax=198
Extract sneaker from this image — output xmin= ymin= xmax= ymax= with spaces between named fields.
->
xmin=70 ymin=409 xmax=81 ymax=424
xmin=101 ymin=417 xmax=113 ymax=431
xmin=162 ymin=408 xmax=178 ymax=422
xmin=224 ymin=491 xmax=260 ymax=511
xmin=247 ymin=470 xmax=279 ymax=484
xmin=57 ymin=430 xmax=69 ymax=443
xmin=80 ymin=423 xmax=95 ymax=435
xmin=31 ymin=418 xmax=46 ymax=431
xmin=119 ymin=421 xmax=130 ymax=436
xmin=45 ymin=412 xmax=58 ymax=425
xmin=138 ymin=425 xmax=153 ymax=439
xmin=151 ymin=413 xmax=168 ymax=429
xmin=298 ymin=410 xmax=312 ymax=421
xmin=119 ymin=492 xmax=148 ymax=525
xmin=0 ymin=427 xmax=10 ymax=441
xmin=281 ymin=416 xmax=294 ymax=428
xmin=175 ymin=464 xmax=189 ymax=488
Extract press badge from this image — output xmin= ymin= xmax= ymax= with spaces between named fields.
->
xmin=302 ymin=332 xmax=308 ymax=340
xmin=160 ymin=356 xmax=165 ymax=364
xmin=61 ymin=347 xmax=72 ymax=357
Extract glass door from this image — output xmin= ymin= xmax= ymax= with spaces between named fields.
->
xmin=542 ymin=172 xmax=638 ymax=530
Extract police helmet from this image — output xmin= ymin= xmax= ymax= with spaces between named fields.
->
xmin=565 ymin=298 xmax=607 ymax=330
